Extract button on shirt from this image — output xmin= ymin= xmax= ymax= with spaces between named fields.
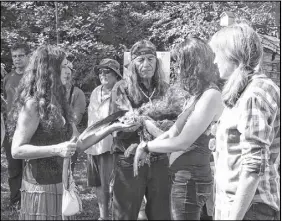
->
xmin=84 ymin=85 xmax=113 ymax=155
xmin=214 ymin=74 xmax=280 ymax=213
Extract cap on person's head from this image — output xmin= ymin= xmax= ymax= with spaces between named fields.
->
xmin=96 ymin=58 xmax=122 ymax=78
xmin=130 ymin=40 xmax=157 ymax=60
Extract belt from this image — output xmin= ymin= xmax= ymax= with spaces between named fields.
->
xmin=116 ymin=153 xmax=168 ymax=163
xmin=149 ymin=153 xmax=168 ymax=162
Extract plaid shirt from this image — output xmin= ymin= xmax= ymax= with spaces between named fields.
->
xmin=214 ymin=74 xmax=280 ymax=213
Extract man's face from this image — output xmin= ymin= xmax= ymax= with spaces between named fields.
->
xmin=134 ymin=54 xmax=157 ymax=79
xmin=11 ymin=49 xmax=28 ymax=70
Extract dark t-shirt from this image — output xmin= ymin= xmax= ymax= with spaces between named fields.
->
xmin=3 ymin=70 xmax=23 ymax=114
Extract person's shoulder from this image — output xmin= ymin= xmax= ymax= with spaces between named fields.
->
xmin=202 ymin=87 xmax=222 ymax=100
xmin=91 ymin=85 xmax=102 ymax=93
xmin=112 ymin=79 xmax=128 ymax=92
xmin=24 ymin=98 xmax=38 ymax=114
xmin=3 ymin=71 xmax=14 ymax=82
xmin=247 ymin=75 xmax=280 ymax=103
xmin=198 ymin=88 xmax=222 ymax=110
xmin=74 ymin=86 xmax=85 ymax=96
xmin=241 ymin=74 xmax=280 ymax=112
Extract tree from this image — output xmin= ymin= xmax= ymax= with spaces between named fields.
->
xmin=1 ymin=1 xmax=279 ymax=92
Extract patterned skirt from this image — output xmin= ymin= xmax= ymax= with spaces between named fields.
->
xmin=19 ymin=179 xmax=75 ymax=220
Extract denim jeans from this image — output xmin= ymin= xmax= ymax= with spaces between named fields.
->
xmin=111 ymin=154 xmax=170 ymax=220
xmin=170 ymin=170 xmax=212 ymax=220
xmin=3 ymin=135 xmax=23 ymax=205
xmin=243 ymin=203 xmax=280 ymax=220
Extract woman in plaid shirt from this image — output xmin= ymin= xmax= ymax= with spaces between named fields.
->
xmin=210 ymin=23 xmax=280 ymax=220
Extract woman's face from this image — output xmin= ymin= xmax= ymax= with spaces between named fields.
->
xmin=99 ymin=68 xmax=118 ymax=88
xmin=60 ymin=66 xmax=72 ymax=86
xmin=134 ymin=54 xmax=157 ymax=79
xmin=213 ymin=50 xmax=237 ymax=80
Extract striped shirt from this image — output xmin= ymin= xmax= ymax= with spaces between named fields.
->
xmin=214 ymin=73 xmax=280 ymax=213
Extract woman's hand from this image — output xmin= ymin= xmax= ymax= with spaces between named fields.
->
xmin=57 ymin=137 xmax=77 ymax=158
xmin=133 ymin=141 xmax=149 ymax=176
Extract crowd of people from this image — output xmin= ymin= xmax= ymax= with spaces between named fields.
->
xmin=0 ymin=22 xmax=280 ymax=221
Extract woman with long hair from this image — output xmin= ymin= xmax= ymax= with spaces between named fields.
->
xmin=133 ymin=37 xmax=224 ymax=220
xmin=7 ymin=45 xmax=77 ymax=220
xmin=209 ymin=23 xmax=280 ymax=220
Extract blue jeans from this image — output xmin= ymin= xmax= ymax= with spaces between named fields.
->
xmin=170 ymin=170 xmax=212 ymax=220
xmin=111 ymin=154 xmax=170 ymax=220
xmin=243 ymin=203 xmax=280 ymax=220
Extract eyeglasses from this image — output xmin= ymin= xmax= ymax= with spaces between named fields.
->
xmin=99 ymin=69 xmax=113 ymax=75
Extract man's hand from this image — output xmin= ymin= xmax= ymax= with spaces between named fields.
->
xmin=133 ymin=141 xmax=149 ymax=176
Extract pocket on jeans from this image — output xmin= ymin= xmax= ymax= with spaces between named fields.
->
xmin=195 ymin=181 xmax=212 ymax=207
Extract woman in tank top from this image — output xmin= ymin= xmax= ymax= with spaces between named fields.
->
xmin=133 ymin=37 xmax=224 ymax=220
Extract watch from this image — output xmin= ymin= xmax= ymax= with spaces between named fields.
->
xmin=141 ymin=141 xmax=149 ymax=154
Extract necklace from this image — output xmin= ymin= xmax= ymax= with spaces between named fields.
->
xmin=139 ymin=86 xmax=156 ymax=104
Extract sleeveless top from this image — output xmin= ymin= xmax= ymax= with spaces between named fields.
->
xmin=169 ymin=84 xmax=220 ymax=178
xmin=23 ymin=120 xmax=72 ymax=185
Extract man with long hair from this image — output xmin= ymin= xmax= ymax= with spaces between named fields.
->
xmin=109 ymin=40 xmax=170 ymax=220
xmin=2 ymin=42 xmax=29 ymax=209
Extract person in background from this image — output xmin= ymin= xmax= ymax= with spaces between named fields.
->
xmin=2 ymin=42 xmax=29 ymax=209
xmin=60 ymin=60 xmax=86 ymax=172
xmin=133 ymin=37 xmax=224 ymax=220
xmin=85 ymin=58 xmax=122 ymax=220
xmin=8 ymin=45 xmax=77 ymax=220
xmin=1 ymin=65 xmax=8 ymax=146
xmin=209 ymin=23 xmax=280 ymax=220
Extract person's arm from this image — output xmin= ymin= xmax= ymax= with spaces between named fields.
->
xmin=146 ymin=89 xmax=222 ymax=153
xmin=72 ymin=88 xmax=87 ymax=125
xmin=228 ymin=93 xmax=279 ymax=220
xmin=76 ymin=122 xmax=139 ymax=152
xmin=11 ymin=99 xmax=77 ymax=160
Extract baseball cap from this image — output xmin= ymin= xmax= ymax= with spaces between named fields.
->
xmin=95 ymin=58 xmax=122 ymax=78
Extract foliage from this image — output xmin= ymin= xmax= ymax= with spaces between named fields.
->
xmin=1 ymin=1 xmax=280 ymax=91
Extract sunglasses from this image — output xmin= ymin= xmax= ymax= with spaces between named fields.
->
xmin=99 ymin=69 xmax=114 ymax=75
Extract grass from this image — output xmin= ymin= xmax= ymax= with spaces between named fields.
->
xmin=1 ymin=151 xmax=100 ymax=220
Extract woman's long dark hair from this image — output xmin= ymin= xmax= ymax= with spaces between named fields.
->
xmin=174 ymin=37 xmax=219 ymax=96
xmin=7 ymin=45 xmax=72 ymax=138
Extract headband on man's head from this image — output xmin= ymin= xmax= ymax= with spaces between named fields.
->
xmin=130 ymin=40 xmax=157 ymax=60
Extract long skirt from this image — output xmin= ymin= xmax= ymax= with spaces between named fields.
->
xmin=19 ymin=179 xmax=75 ymax=220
